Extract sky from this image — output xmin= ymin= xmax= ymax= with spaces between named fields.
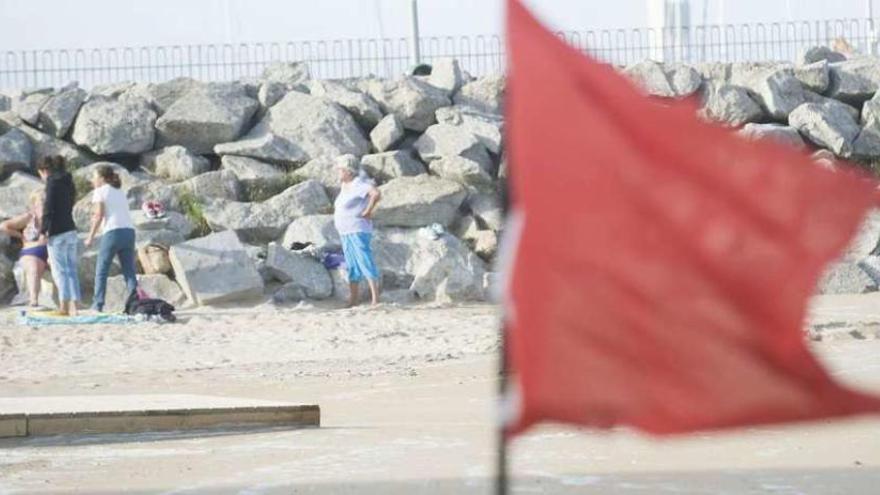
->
xmin=0 ymin=0 xmax=872 ymax=51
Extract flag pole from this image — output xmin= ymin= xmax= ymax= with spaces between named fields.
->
xmin=496 ymin=320 xmax=509 ymax=495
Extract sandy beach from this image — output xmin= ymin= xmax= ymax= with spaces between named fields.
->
xmin=1 ymin=296 xmax=879 ymax=494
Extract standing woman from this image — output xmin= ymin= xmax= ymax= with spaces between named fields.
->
xmin=0 ymin=188 xmax=49 ymax=308
xmin=85 ymin=165 xmax=137 ymax=313
xmin=37 ymin=155 xmax=80 ymax=316
xmin=333 ymin=155 xmax=382 ymax=307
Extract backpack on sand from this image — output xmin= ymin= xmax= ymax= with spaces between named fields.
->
xmin=123 ymin=289 xmax=177 ymax=323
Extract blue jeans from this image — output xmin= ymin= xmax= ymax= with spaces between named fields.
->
xmin=93 ymin=228 xmax=137 ymax=311
xmin=47 ymin=230 xmax=81 ymax=303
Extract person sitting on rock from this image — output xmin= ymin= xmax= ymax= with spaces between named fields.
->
xmin=0 ymin=188 xmax=49 ymax=308
xmin=333 ymin=155 xmax=382 ymax=307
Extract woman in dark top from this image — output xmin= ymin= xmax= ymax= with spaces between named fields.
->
xmin=37 ymin=155 xmax=81 ymax=316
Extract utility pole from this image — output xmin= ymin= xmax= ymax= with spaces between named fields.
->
xmin=409 ymin=0 xmax=422 ymax=68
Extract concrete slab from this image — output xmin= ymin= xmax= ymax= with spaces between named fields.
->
xmin=0 ymin=394 xmax=319 ymax=438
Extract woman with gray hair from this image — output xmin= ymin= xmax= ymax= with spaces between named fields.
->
xmin=334 ymin=154 xmax=382 ymax=306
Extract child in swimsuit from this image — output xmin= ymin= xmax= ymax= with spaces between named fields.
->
xmin=0 ymin=188 xmax=49 ymax=307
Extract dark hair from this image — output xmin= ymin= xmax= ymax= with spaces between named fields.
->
xmin=35 ymin=155 xmax=66 ymax=174
xmin=411 ymin=63 xmax=433 ymax=76
xmin=96 ymin=164 xmax=122 ymax=189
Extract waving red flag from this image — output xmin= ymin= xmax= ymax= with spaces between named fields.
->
xmin=503 ymin=0 xmax=880 ymax=435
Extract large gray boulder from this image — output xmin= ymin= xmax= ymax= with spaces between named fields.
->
xmin=72 ymin=96 xmax=157 ymax=155
xmin=122 ymin=77 xmax=201 ymax=115
xmin=429 ymin=156 xmax=493 ymax=188
xmin=738 ymin=123 xmax=806 ymax=150
xmin=214 ymin=133 xmax=308 ymax=167
xmin=818 ymin=211 xmax=880 ymax=294
xmin=372 ymin=77 xmax=451 ymax=132
xmin=246 ymin=91 xmax=370 ymax=160
xmin=0 ymin=94 xmax=10 ymax=112
xmin=435 ymin=106 xmax=503 ymax=155
xmin=700 ymin=83 xmax=764 ymax=126
xmin=739 ymin=68 xmax=807 ymax=121
xmin=220 ymin=155 xmax=285 ymax=200
xmin=141 ymin=146 xmax=211 ymax=182
xmin=169 ymin=230 xmax=264 ymax=306
xmin=290 ymin=156 xmax=340 ymax=198
xmin=0 ymin=255 xmax=16 ymax=301
xmin=265 ymin=242 xmax=332 ymax=300
xmin=800 ymin=46 xmax=847 ymax=65
xmin=16 ymin=124 xmax=94 ymax=169
xmin=803 ymin=90 xmax=860 ymax=121
xmin=375 ymin=175 xmax=467 ymax=228
xmin=624 ymin=61 xmax=676 ymax=97
xmin=0 ymin=172 xmax=42 ymax=220
xmin=173 ymin=170 xmax=243 ymax=203
xmin=89 ymin=81 xmax=136 ymax=99
xmin=369 ymin=114 xmax=405 ymax=152
xmin=37 ymin=87 xmax=87 ymax=138
xmin=0 ymin=128 xmax=33 ymax=174
xmin=260 ymin=61 xmax=310 ymax=87
xmin=414 ymin=123 xmax=492 ymax=172
xmin=666 ymin=64 xmax=704 ymax=97
xmin=360 ymin=150 xmax=426 ymax=183
xmin=155 ymin=85 xmax=259 ymax=154
xmin=202 ymin=179 xmax=330 ymax=243
xmin=408 ymin=233 xmax=487 ymax=302
xmin=309 ymin=80 xmax=383 ymax=130
xmin=131 ymin=210 xmax=195 ymax=239
xmin=467 ymin=192 xmax=504 ymax=232
xmin=428 ymin=58 xmax=465 ymax=96
xmin=789 ymin=101 xmax=861 ymax=157
xmin=13 ymin=92 xmax=50 ymax=125
xmin=453 ymin=75 xmax=504 ymax=114
xmin=280 ymin=214 xmax=340 ymax=251
xmin=103 ymin=274 xmax=186 ymax=313
xmin=827 ymin=58 xmax=880 ymax=105
xmin=794 ymin=60 xmax=831 ymax=93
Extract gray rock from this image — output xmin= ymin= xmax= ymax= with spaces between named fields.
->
xmin=121 ymin=77 xmax=201 ymax=115
xmin=369 ymin=114 xmax=405 ymax=152
xmin=214 ymin=133 xmax=308 ymax=167
xmin=700 ymin=83 xmax=765 ymax=126
xmin=803 ymin=90 xmax=860 ymax=122
xmin=155 ymin=85 xmax=259 ymax=154
xmin=789 ymin=102 xmax=861 ymax=157
xmin=428 ymin=58 xmax=464 ymax=96
xmin=280 ymin=214 xmax=340 ymax=251
xmin=261 ymin=61 xmax=310 ymax=87
xmin=374 ymin=77 xmax=451 ymax=132
xmin=0 ymin=94 xmax=10 ymax=112
xmin=666 ymin=64 xmax=703 ymax=97
xmin=794 ymin=60 xmax=831 ymax=93
xmin=141 ymin=146 xmax=211 ymax=182
xmin=202 ymin=180 xmax=330 ymax=243
xmin=0 ymin=172 xmax=42 ymax=220
xmin=103 ymin=274 xmax=185 ymax=313
xmin=453 ymin=75 xmax=504 ymax=114
xmin=265 ymin=243 xmax=332 ymax=300
xmin=169 ymin=230 xmax=264 ymax=306
xmin=0 ymin=254 xmax=17 ymax=301
xmin=131 ymin=210 xmax=194 ymax=239
xmin=414 ymin=123 xmax=492 ymax=172
xmin=257 ymin=81 xmax=289 ymax=110
xmin=173 ymin=170 xmax=243 ymax=203
xmin=14 ymin=92 xmax=50 ymax=125
xmin=16 ymin=124 xmax=95 ymax=170
xmin=309 ymin=80 xmax=383 ymax=130
xmin=220 ymin=155 xmax=285 ymax=199
xmin=0 ymin=128 xmax=33 ymax=174
xmin=37 ymin=87 xmax=87 ymax=138
xmin=409 ymin=233 xmax=486 ymax=303
xmin=71 ymin=96 xmax=157 ymax=155
xmin=429 ymin=156 xmax=493 ymax=188
xmin=89 ymin=81 xmax=136 ymax=99
xmin=374 ymin=175 xmax=467 ymax=228
xmin=800 ymin=46 xmax=847 ymax=65
xmin=854 ymin=96 xmax=880 ymax=158
xmin=693 ymin=62 xmax=731 ymax=82
xmin=827 ymin=58 xmax=880 ymax=105
xmin=744 ymin=69 xmax=807 ymax=121
xmin=360 ymin=150 xmax=426 ymax=183
xmin=435 ymin=106 xmax=503 ymax=155
xmin=467 ymin=192 xmax=504 ymax=232
xmin=738 ymin=123 xmax=806 ymax=150
xmin=624 ymin=61 xmax=676 ymax=97
xmin=290 ymin=156 xmax=340 ymax=198
xmin=246 ymin=91 xmax=370 ymax=160
xmin=819 ymin=262 xmax=876 ymax=294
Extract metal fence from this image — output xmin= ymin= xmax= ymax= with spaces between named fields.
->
xmin=1 ymin=17 xmax=877 ymax=89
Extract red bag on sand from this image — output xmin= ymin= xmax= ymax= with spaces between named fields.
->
xmin=503 ymin=0 xmax=880 ymax=436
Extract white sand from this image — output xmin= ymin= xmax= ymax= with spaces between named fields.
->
xmin=0 ymin=296 xmax=879 ymax=494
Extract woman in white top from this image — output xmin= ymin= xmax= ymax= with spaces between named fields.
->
xmin=85 ymin=165 xmax=137 ymax=312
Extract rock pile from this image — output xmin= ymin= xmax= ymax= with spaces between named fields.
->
xmin=2 ymin=48 xmax=879 ymax=306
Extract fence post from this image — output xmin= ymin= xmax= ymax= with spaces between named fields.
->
xmin=409 ymin=0 xmax=421 ymax=68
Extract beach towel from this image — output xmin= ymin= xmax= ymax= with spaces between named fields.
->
xmin=18 ymin=311 xmax=141 ymax=327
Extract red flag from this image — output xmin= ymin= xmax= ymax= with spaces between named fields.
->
xmin=503 ymin=0 xmax=880 ymax=436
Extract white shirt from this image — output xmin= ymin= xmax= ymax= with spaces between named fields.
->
xmin=333 ymin=176 xmax=374 ymax=236
xmin=92 ymin=184 xmax=134 ymax=234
